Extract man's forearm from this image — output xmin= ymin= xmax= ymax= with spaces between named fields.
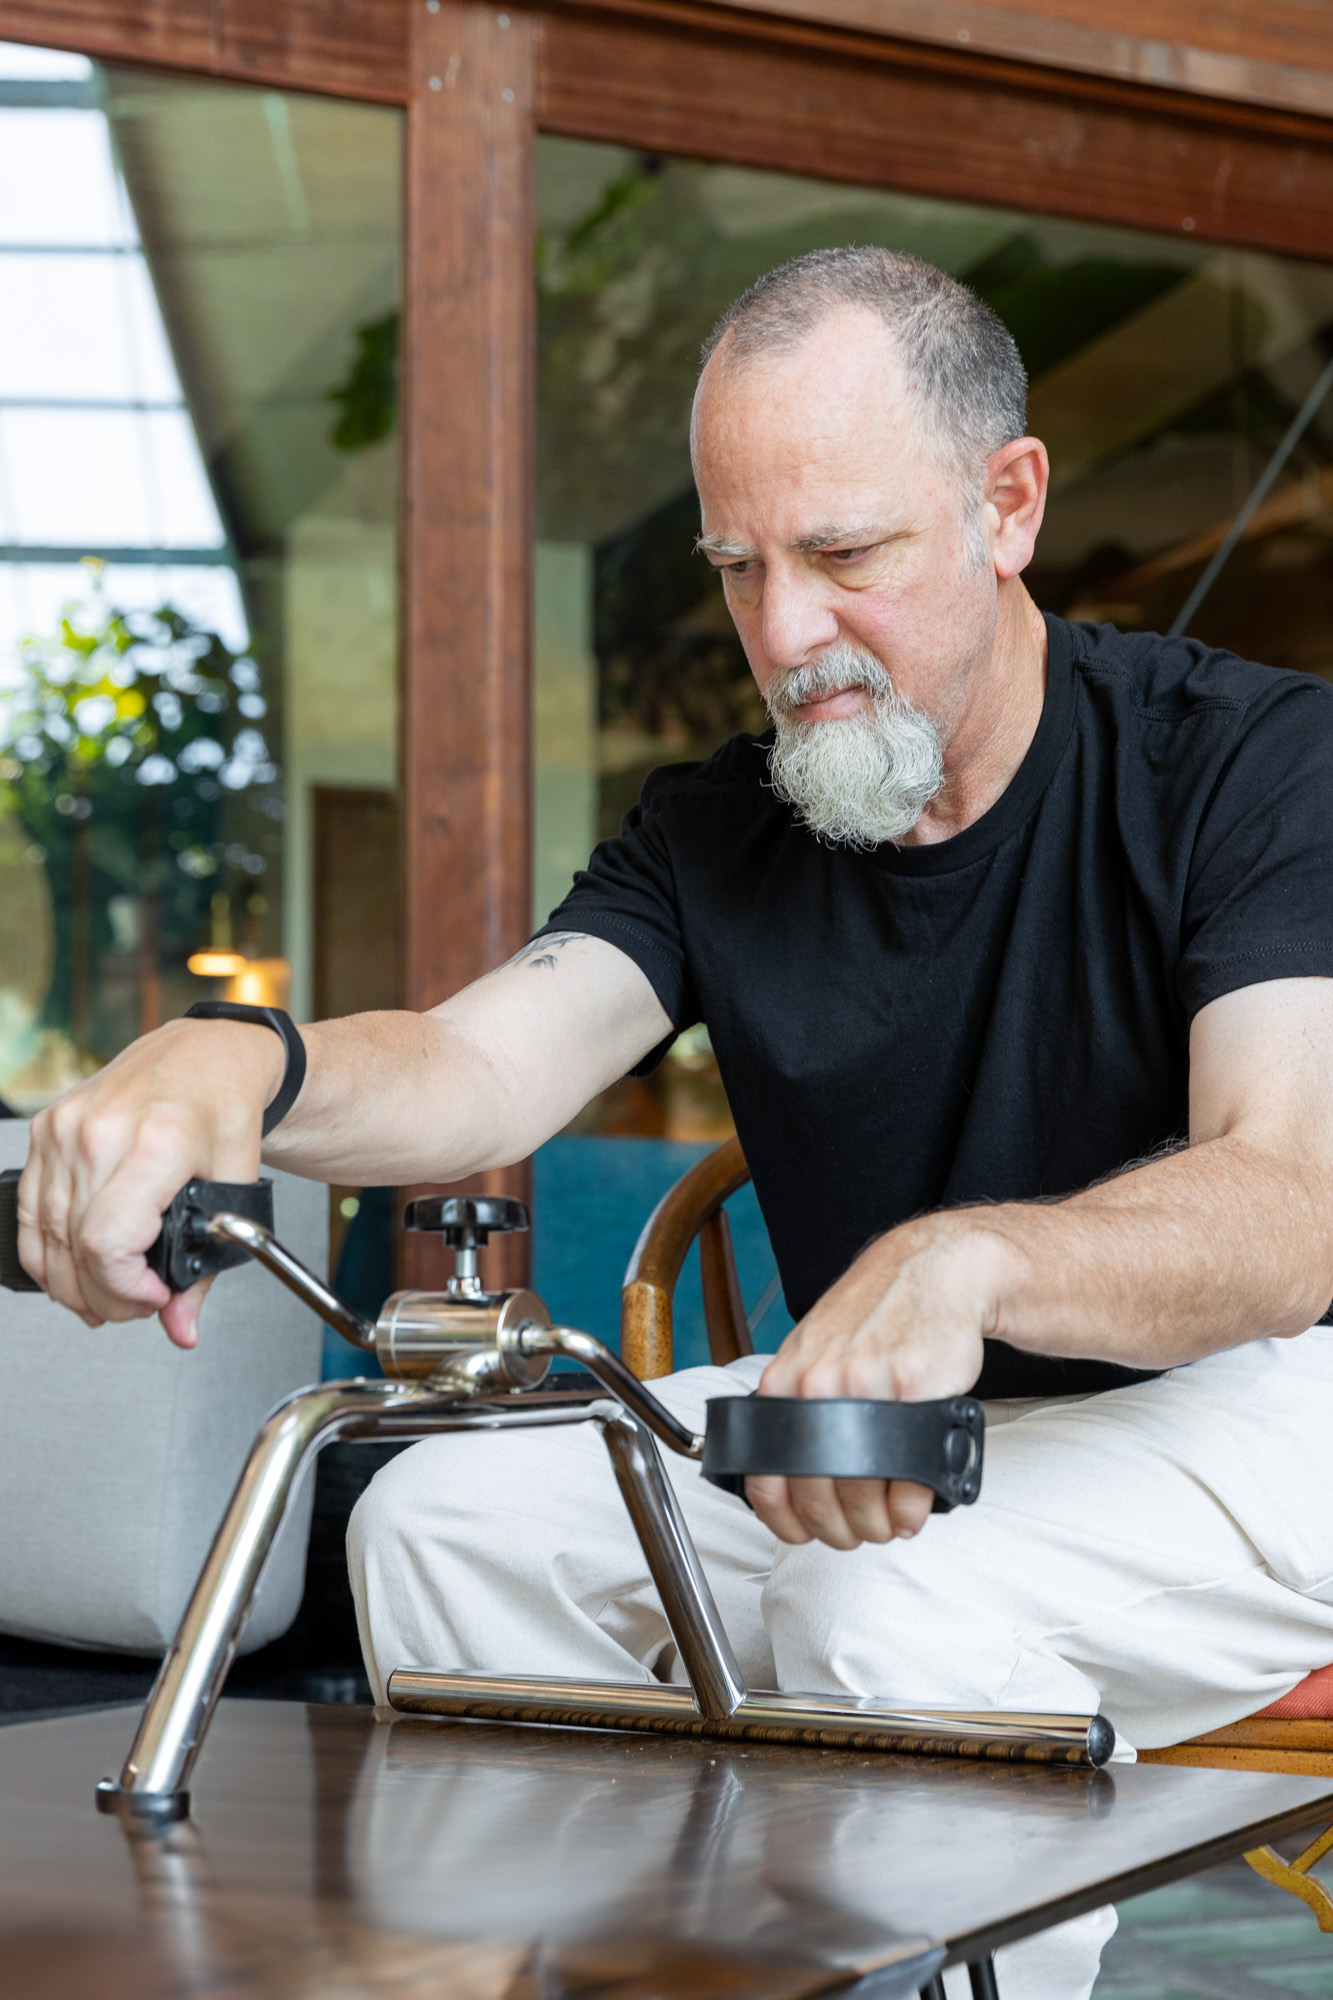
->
xmin=261 ymin=1009 xmax=519 ymax=1187
xmin=972 ymin=1134 xmax=1333 ymax=1368
xmin=20 ymin=931 xmax=667 ymax=1339
xmin=264 ymin=933 xmax=669 ymax=1184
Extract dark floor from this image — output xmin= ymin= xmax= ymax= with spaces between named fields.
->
xmin=1101 ymin=1850 xmax=1333 ymax=1996
xmin=0 ymin=1442 xmax=405 ymax=1721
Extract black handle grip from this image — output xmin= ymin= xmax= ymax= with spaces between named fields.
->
xmin=701 ymin=1394 xmax=984 ymax=1512
xmin=0 ymin=1169 xmax=274 ymax=1296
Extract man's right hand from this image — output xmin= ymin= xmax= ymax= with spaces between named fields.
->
xmin=19 ymin=1016 xmax=284 ymax=1347
xmin=17 ymin=932 xmax=672 ymax=1351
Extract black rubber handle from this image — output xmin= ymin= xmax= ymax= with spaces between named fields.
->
xmin=701 ymin=1394 xmax=984 ymax=1512
xmin=0 ymin=1169 xmax=273 ymax=1295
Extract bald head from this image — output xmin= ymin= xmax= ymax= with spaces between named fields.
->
xmin=698 ymin=246 xmax=1026 ymax=496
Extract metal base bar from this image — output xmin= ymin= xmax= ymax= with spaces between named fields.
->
xmin=387 ymin=1670 xmax=1113 ymax=1765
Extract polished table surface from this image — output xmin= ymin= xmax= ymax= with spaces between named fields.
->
xmin=4 ymin=1700 xmax=1333 ymax=2000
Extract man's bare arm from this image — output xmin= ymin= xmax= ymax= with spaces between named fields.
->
xmin=19 ymin=932 xmax=670 ymax=1344
xmin=753 ymin=976 xmax=1333 ymax=1550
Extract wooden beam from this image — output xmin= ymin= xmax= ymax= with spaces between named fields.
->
xmin=11 ymin=0 xmax=1333 ymax=132
xmin=0 ymin=0 xmax=408 ymax=100
xmin=8 ymin=0 xmax=1333 ymax=257
xmin=400 ymin=0 xmax=536 ymax=1292
xmin=12 ymin=0 xmax=1333 ymax=132
xmin=632 ymin=0 xmax=1333 ymax=127
xmin=538 ymin=2 xmax=1333 ymax=261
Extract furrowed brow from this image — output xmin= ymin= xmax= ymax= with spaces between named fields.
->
xmin=789 ymin=522 xmax=899 ymax=553
xmin=697 ymin=522 xmax=908 ymax=560
xmin=696 ymin=533 xmax=757 ymax=561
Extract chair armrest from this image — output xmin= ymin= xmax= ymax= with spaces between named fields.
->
xmin=621 ymin=1137 xmax=750 ymax=1379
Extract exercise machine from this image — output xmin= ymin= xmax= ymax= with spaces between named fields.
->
xmin=0 ymin=1171 xmax=1112 ymax=1826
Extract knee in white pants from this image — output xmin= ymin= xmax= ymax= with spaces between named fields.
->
xmin=347 ymin=1408 xmax=776 ymax=1703
xmin=762 ymin=1532 xmax=1100 ymax=1718
xmin=347 ymin=1423 xmax=647 ymax=1703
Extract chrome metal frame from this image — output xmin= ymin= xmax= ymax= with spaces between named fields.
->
xmin=95 ymin=1213 xmax=1111 ymax=1823
xmin=387 ymin=1670 xmax=1113 ymax=1762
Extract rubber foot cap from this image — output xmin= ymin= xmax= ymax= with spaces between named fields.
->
xmin=96 ymin=1778 xmax=190 ymax=1823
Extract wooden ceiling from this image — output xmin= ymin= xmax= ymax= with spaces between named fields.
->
xmin=0 ymin=0 xmax=1330 ymax=267
xmin=694 ymin=0 xmax=1333 ymax=124
xmin=3 ymin=0 xmax=1333 ymax=124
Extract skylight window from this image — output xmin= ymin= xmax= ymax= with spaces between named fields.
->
xmin=0 ymin=40 xmax=246 ymax=665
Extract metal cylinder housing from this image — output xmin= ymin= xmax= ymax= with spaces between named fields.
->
xmin=374 ymin=1288 xmax=552 ymax=1390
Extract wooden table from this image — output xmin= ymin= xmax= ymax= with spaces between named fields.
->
xmin=4 ymin=1700 xmax=1333 ymax=2000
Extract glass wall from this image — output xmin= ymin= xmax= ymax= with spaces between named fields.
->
xmin=0 ymin=44 xmax=401 ymax=1111
xmin=531 ymin=137 xmax=1333 ymax=1358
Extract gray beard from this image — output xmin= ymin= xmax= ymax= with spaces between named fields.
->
xmin=765 ymin=644 xmax=944 ymax=849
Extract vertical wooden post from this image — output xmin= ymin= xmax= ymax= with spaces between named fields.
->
xmin=401 ymin=0 xmax=535 ymax=1291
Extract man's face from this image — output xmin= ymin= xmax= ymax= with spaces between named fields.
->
xmin=691 ymin=306 xmax=999 ymax=745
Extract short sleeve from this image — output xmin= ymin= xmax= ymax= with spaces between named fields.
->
xmin=534 ymin=774 xmax=702 ymax=1071
xmin=1178 ymin=676 xmax=1333 ymax=1020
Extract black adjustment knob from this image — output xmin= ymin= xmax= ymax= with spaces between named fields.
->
xmin=401 ymin=1195 xmax=530 ymax=1247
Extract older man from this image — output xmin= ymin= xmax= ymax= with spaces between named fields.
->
xmin=21 ymin=249 xmax=1333 ymax=1997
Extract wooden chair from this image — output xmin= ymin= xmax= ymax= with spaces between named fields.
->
xmin=620 ymin=1136 xmax=754 ymax=1382
xmin=619 ymin=1136 xmax=1333 ymax=1929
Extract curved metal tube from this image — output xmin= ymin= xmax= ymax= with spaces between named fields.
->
xmin=98 ymin=1384 xmax=626 ymax=1821
xmin=206 ymin=1211 xmax=376 ymax=1351
xmin=525 ymin=1325 xmax=704 ymax=1459
xmin=596 ymin=1407 xmax=744 ymax=1718
xmin=100 ymin=1379 xmax=414 ymax=1819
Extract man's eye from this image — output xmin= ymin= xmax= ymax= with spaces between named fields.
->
xmin=829 ymin=546 xmax=869 ymax=563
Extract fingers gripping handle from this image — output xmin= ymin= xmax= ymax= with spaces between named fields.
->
xmin=0 ymin=1168 xmax=275 ymax=1295
xmin=701 ymin=1395 xmax=985 ymax=1511
xmin=0 ymin=1171 xmax=35 ymax=1292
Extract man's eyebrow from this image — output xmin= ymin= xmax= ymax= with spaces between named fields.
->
xmin=696 ymin=533 xmax=757 ymax=560
xmin=789 ymin=522 xmax=902 ymax=553
xmin=695 ymin=523 xmax=907 ymax=560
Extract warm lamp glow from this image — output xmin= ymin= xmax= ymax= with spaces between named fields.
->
xmin=186 ymin=952 xmax=292 ymax=1007
xmin=188 ymin=950 xmax=247 ymax=977
xmin=226 ymin=958 xmax=292 ymax=1008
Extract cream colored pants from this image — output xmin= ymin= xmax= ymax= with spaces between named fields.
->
xmin=349 ymin=1331 xmax=1333 ymax=1999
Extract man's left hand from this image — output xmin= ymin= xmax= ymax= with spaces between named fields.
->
xmin=748 ymin=1215 xmax=1010 ymax=1549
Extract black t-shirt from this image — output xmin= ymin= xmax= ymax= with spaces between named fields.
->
xmin=541 ymin=616 xmax=1333 ymax=1397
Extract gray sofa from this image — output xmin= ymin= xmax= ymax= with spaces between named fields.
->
xmin=0 ymin=1124 xmax=326 ymax=1656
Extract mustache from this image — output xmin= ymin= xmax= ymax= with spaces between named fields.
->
xmin=764 ymin=649 xmax=894 ymax=720
xmin=763 ymin=642 xmax=944 ymax=849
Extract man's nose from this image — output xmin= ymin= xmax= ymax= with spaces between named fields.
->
xmin=760 ymin=566 xmax=841 ymax=672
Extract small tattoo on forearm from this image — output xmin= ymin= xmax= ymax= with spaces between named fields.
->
xmin=501 ymin=931 xmax=588 ymax=974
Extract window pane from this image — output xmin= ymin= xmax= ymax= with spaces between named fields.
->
xmin=0 ymin=111 xmax=132 ymax=246
xmin=0 ymin=407 xmax=225 ymax=545
xmin=0 ymin=55 xmax=401 ymax=1118
xmin=0 ymin=41 xmax=92 ymax=81
xmin=0 ymin=252 xmax=182 ymax=403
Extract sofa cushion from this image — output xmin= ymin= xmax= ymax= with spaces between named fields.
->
xmin=0 ymin=1123 xmax=326 ymax=1655
xmin=1254 ymin=1664 xmax=1333 ymax=1720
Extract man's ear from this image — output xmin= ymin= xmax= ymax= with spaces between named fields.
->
xmin=985 ymin=437 xmax=1049 ymax=581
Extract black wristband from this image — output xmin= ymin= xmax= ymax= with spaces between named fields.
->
xmin=184 ymin=1002 xmax=308 ymax=1137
